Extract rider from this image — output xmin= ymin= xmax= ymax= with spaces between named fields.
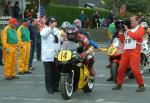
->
xmin=140 ymin=22 xmax=150 ymax=42
xmin=73 ymin=19 xmax=99 ymax=49
xmin=65 ymin=25 xmax=96 ymax=76
xmin=60 ymin=21 xmax=71 ymax=41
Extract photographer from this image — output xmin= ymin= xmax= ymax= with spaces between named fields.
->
xmin=112 ymin=15 xmax=145 ymax=92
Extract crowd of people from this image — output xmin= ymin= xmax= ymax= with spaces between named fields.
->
xmin=79 ymin=10 xmax=115 ymax=29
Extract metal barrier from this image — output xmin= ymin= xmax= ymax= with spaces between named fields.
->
xmin=84 ymin=28 xmax=109 ymax=43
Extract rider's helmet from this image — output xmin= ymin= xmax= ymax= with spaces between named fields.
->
xmin=61 ymin=21 xmax=71 ymax=30
xmin=140 ymin=22 xmax=148 ymax=29
xmin=66 ymin=25 xmax=78 ymax=41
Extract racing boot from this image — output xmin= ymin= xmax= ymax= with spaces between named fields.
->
xmin=136 ymin=85 xmax=145 ymax=92
xmin=112 ymin=84 xmax=122 ymax=90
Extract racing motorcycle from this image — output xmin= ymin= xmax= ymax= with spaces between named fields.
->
xmin=107 ymin=37 xmax=134 ymax=82
xmin=140 ymin=34 xmax=150 ymax=73
xmin=55 ymin=41 xmax=95 ymax=100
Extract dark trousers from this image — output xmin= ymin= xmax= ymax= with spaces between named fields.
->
xmin=29 ymin=41 xmax=35 ymax=68
xmin=0 ymin=48 xmax=3 ymax=64
xmin=43 ymin=62 xmax=60 ymax=92
xmin=36 ymin=43 xmax=41 ymax=60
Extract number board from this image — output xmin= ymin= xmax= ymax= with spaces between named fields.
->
xmin=108 ymin=46 xmax=117 ymax=56
xmin=57 ymin=50 xmax=72 ymax=62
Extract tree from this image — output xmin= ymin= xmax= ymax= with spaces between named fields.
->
xmin=103 ymin=0 xmax=149 ymax=13
xmin=29 ymin=0 xmax=54 ymax=10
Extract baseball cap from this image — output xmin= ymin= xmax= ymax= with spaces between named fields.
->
xmin=46 ymin=17 xmax=56 ymax=25
xmin=9 ymin=18 xmax=18 ymax=25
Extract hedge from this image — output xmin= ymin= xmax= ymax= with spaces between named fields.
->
xmin=46 ymin=4 xmax=109 ymax=26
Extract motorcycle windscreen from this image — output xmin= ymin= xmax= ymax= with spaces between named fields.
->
xmin=61 ymin=41 xmax=79 ymax=51
xmin=78 ymin=65 xmax=89 ymax=90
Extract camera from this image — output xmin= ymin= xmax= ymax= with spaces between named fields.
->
xmin=115 ymin=18 xmax=131 ymax=30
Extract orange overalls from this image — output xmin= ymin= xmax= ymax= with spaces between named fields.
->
xmin=1 ymin=25 xmax=18 ymax=78
xmin=117 ymin=26 xmax=145 ymax=86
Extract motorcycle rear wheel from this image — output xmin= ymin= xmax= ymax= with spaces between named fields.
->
xmin=83 ymin=76 xmax=95 ymax=93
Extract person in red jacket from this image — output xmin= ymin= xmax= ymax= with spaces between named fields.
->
xmin=112 ymin=15 xmax=145 ymax=92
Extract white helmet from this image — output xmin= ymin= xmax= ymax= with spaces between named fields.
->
xmin=140 ymin=22 xmax=148 ymax=28
xmin=61 ymin=21 xmax=71 ymax=29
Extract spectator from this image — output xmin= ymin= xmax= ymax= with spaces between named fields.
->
xmin=92 ymin=11 xmax=100 ymax=29
xmin=35 ymin=26 xmax=41 ymax=61
xmin=12 ymin=1 xmax=21 ymax=19
xmin=24 ymin=9 xmax=29 ymax=19
xmin=28 ymin=18 xmax=37 ymax=70
xmin=107 ymin=9 xmax=115 ymax=24
xmin=17 ymin=18 xmax=31 ymax=75
xmin=3 ymin=1 xmax=13 ymax=16
xmin=0 ymin=34 xmax=3 ymax=65
xmin=31 ymin=9 xmax=37 ymax=18
xmin=40 ymin=17 xmax=62 ymax=94
xmin=1 ymin=18 xmax=19 ymax=80
xmin=79 ymin=10 xmax=86 ymax=28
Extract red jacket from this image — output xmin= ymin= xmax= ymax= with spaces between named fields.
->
xmin=127 ymin=26 xmax=145 ymax=43
xmin=118 ymin=26 xmax=145 ymax=44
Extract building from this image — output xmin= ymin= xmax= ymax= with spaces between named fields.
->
xmin=58 ymin=0 xmax=101 ymax=7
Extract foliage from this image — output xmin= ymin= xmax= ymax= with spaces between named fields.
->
xmin=103 ymin=0 xmax=150 ymax=13
xmin=46 ymin=4 xmax=109 ymax=26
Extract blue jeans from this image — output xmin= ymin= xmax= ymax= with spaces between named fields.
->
xmin=29 ymin=41 xmax=35 ymax=68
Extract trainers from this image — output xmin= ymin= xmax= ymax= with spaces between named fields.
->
xmin=106 ymin=64 xmax=111 ymax=68
xmin=112 ymin=84 xmax=122 ymax=90
xmin=29 ymin=67 xmax=35 ymax=70
xmin=5 ymin=77 xmax=12 ymax=80
xmin=24 ymin=71 xmax=32 ymax=74
xmin=107 ymin=77 xmax=113 ymax=81
xmin=12 ymin=76 xmax=19 ymax=80
xmin=18 ymin=72 xmax=24 ymax=75
xmin=136 ymin=86 xmax=145 ymax=92
xmin=0 ymin=62 xmax=4 ymax=66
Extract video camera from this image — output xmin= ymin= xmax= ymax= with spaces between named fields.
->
xmin=114 ymin=18 xmax=131 ymax=30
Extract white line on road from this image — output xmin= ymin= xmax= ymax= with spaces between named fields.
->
xmin=14 ymin=81 xmax=150 ymax=88
xmin=0 ymin=96 xmax=108 ymax=103
xmin=0 ymin=74 xmax=150 ymax=79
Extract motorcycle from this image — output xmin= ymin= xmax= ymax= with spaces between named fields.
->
xmin=55 ymin=41 xmax=95 ymax=100
xmin=107 ymin=37 xmax=134 ymax=82
xmin=140 ymin=34 xmax=150 ymax=73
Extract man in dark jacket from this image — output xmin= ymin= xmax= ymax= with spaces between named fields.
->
xmin=12 ymin=1 xmax=20 ymax=19
xmin=3 ymin=1 xmax=13 ymax=16
xmin=28 ymin=18 xmax=37 ymax=70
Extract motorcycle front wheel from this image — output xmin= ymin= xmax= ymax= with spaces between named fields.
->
xmin=111 ymin=62 xmax=119 ymax=82
xmin=60 ymin=73 xmax=73 ymax=100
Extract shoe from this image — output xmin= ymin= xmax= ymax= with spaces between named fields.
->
xmin=5 ymin=77 xmax=12 ymax=80
xmin=48 ymin=89 xmax=55 ymax=94
xmin=112 ymin=84 xmax=122 ymax=90
xmin=12 ymin=76 xmax=19 ymax=79
xmin=107 ymin=77 xmax=113 ymax=81
xmin=18 ymin=72 xmax=24 ymax=75
xmin=24 ymin=71 xmax=32 ymax=74
xmin=37 ymin=58 xmax=41 ymax=61
xmin=136 ymin=85 xmax=145 ymax=92
xmin=106 ymin=64 xmax=111 ymax=68
xmin=53 ymin=88 xmax=60 ymax=92
xmin=0 ymin=62 xmax=4 ymax=66
xmin=29 ymin=67 xmax=35 ymax=70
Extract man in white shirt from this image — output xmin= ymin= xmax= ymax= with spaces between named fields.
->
xmin=40 ymin=17 xmax=62 ymax=94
